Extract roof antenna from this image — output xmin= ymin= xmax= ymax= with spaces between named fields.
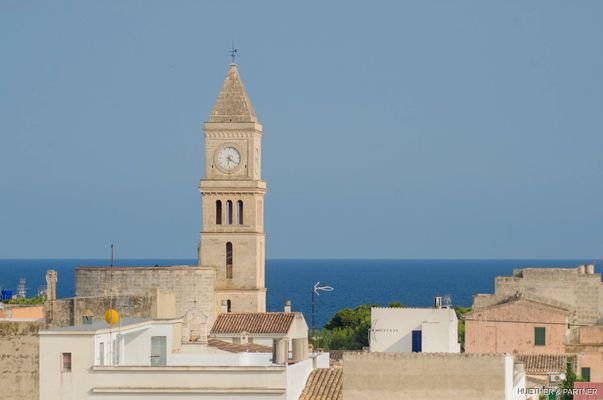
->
xmin=229 ymin=40 xmax=238 ymax=64
xmin=110 ymin=243 xmax=114 ymax=267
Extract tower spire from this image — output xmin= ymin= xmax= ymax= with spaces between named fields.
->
xmin=207 ymin=64 xmax=257 ymax=123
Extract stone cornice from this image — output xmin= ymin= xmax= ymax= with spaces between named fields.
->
xmin=204 ymin=131 xmax=262 ymax=139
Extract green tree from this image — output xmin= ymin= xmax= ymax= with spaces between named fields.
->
xmin=5 ymin=295 xmax=46 ymax=305
xmin=561 ymin=356 xmax=577 ymax=400
xmin=455 ymin=306 xmax=471 ymax=349
xmin=313 ymin=303 xmax=407 ymax=350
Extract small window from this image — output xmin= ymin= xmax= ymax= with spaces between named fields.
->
xmin=581 ymin=367 xmax=591 ymax=382
xmin=227 ymin=299 xmax=232 ymax=313
xmin=62 ymin=352 xmax=72 ymax=372
xmin=534 ymin=327 xmax=546 ymax=346
xmin=99 ymin=342 xmax=104 ymax=366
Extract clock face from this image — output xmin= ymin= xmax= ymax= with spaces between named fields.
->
xmin=216 ymin=146 xmax=241 ymax=171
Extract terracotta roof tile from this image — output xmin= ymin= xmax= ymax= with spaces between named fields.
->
xmin=210 ymin=312 xmax=296 ymax=335
xmin=299 ymin=368 xmax=343 ymax=400
xmin=515 ymin=354 xmax=568 ymax=374
xmin=206 ymin=339 xmax=272 ymax=353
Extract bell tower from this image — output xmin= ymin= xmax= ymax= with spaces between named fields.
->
xmin=199 ymin=63 xmax=266 ymax=314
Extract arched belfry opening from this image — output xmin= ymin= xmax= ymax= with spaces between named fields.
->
xmin=226 ymin=200 xmax=233 ymax=224
xmin=237 ymin=200 xmax=244 ymax=225
xmin=216 ymin=200 xmax=222 ymax=224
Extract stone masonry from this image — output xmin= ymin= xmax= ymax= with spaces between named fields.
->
xmin=343 ymin=352 xmax=523 ymax=400
xmin=75 ymin=266 xmax=216 ymax=327
xmin=0 ymin=321 xmax=45 ymax=400
xmin=473 ymin=265 xmax=603 ymax=326
xmin=46 ymin=294 xmax=155 ymax=328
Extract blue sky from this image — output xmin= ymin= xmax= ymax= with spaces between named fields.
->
xmin=1 ymin=1 xmax=602 ymax=259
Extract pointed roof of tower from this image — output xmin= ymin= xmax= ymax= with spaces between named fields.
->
xmin=207 ymin=63 xmax=257 ymax=123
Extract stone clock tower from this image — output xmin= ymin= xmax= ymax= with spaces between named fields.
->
xmin=199 ymin=63 xmax=266 ymax=314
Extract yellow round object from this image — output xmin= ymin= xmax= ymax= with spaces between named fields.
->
xmin=104 ymin=309 xmax=119 ymax=325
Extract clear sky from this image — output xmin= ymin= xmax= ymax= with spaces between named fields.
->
xmin=1 ymin=1 xmax=602 ymax=259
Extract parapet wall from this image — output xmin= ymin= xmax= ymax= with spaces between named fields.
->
xmin=46 ymin=294 xmax=154 ymax=327
xmin=343 ymin=352 xmax=509 ymax=400
xmin=75 ymin=266 xmax=216 ymax=327
xmin=0 ymin=321 xmax=44 ymax=400
xmin=478 ymin=267 xmax=603 ymax=326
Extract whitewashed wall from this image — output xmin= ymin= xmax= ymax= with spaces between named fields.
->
xmin=370 ymin=307 xmax=460 ymax=353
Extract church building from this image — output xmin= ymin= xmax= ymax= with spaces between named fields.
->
xmin=73 ymin=62 xmax=269 ymax=334
xmin=199 ymin=62 xmax=267 ymax=314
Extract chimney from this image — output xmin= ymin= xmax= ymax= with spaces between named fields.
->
xmin=578 ymin=265 xmax=586 ymax=274
xmin=82 ymin=309 xmax=95 ymax=325
xmin=221 ymin=300 xmax=228 ymax=314
xmin=434 ymin=296 xmax=442 ymax=309
xmin=284 ymin=300 xmax=292 ymax=313
xmin=46 ymin=270 xmax=57 ymax=302
xmin=45 ymin=270 xmax=58 ymax=324
xmin=586 ymin=264 xmax=595 ymax=275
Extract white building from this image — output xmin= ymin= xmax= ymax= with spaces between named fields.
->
xmin=39 ymin=317 xmax=329 ymax=400
xmin=369 ymin=306 xmax=461 ymax=353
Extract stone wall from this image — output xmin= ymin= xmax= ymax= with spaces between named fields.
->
xmin=343 ymin=352 xmax=516 ymax=400
xmin=75 ymin=266 xmax=216 ymax=327
xmin=474 ymin=267 xmax=603 ymax=326
xmin=46 ymin=294 xmax=155 ymax=328
xmin=0 ymin=321 xmax=44 ymax=400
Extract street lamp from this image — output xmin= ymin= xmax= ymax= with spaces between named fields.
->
xmin=311 ymin=281 xmax=334 ymax=338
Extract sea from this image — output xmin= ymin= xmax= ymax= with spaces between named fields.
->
xmin=0 ymin=259 xmax=599 ymax=329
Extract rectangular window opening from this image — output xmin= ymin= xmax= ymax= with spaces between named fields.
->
xmin=62 ymin=352 xmax=72 ymax=372
xmin=534 ymin=327 xmax=546 ymax=346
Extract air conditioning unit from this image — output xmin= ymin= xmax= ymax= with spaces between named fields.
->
xmin=549 ymin=373 xmax=566 ymax=383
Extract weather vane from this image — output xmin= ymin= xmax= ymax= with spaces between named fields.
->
xmin=229 ymin=41 xmax=238 ymax=63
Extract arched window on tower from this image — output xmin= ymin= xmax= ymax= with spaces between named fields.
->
xmin=237 ymin=200 xmax=244 ymax=225
xmin=226 ymin=299 xmax=232 ymax=313
xmin=216 ymin=200 xmax=222 ymax=225
xmin=226 ymin=200 xmax=233 ymax=225
xmin=226 ymin=242 xmax=233 ymax=279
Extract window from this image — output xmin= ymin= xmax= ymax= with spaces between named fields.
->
xmin=226 ymin=242 xmax=233 ymax=279
xmin=62 ymin=352 xmax=72 ymax=372
xmin=113 ymin=338 xmax=120 ymax=365
xmin=411 ymin=330 xmax=422 ymax=352
xmin=237 ymin=200 xmax=244 ymax=224
xmin=581 ymin=367 xmax=591 ymax=382
xmin=216 ymin=200 xmax=222 ymax=224
xmin=99 ymin=342 xmax=104 ymax=366
xmin=227 ymin=299 xmax=232 ymax=313
xmin=534 ymin=327 xmax=546 ymax=346
xmin=226 ymin=200 xmax=233 ymax=224
xmin=150 ymin=336 xmax=167 ymax=366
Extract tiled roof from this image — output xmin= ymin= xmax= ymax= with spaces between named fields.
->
xmin=515 ymin=354 xmax=568 ymax=374
xmin=210 ymin=312 xmax=295 ymax=335
xmin=206 ymin=339 xmax=272 ymax=353
xmin=299 ymin=368 xmax=343 ymax=400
